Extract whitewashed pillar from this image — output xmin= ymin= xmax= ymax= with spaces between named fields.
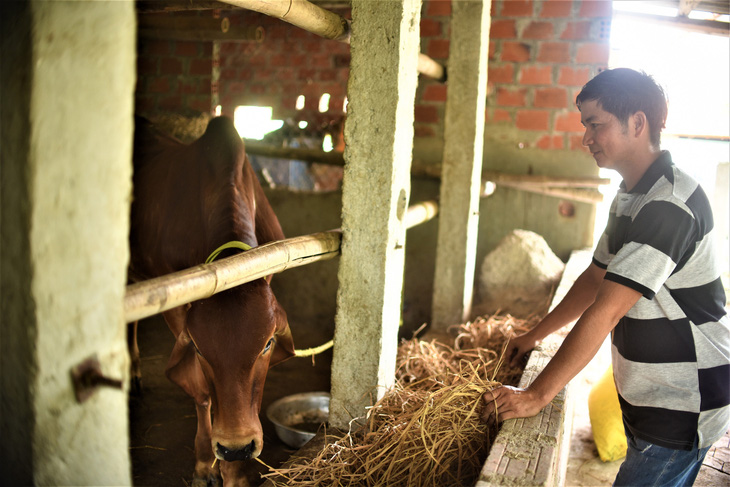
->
xmin=329 ymin=0 xmax=422 ymax=428
xmin=431 ymin=0 xmax=492 ymax=331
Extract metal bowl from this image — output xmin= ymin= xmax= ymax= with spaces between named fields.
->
xmin=266 ymin=391 xmax=330 ymax=449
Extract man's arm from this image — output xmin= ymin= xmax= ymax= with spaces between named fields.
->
xmin=482 ymin=278 xmax=641 ymax=423
xmin=506 ymin=262 xmax=606 ymax=367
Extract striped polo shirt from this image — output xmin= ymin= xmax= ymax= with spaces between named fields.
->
xmin=593 ymin=151 xmax=730 ymax=450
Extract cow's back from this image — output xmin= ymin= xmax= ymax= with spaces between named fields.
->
xmin=129 ymin=116 xmax=282 ymax=281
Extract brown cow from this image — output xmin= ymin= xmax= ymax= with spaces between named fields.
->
xmin=129 ymin=116 xmax=295 ymax=486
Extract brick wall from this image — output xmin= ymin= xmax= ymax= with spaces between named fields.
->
xmin=218 ymin=9 xmax=350 ymax=129
xmin=135 ymin=1 xmax=612 ymax=152
xmin=135 ymin=13 xmax=214 ymax=118
xmin=416 ymin=0 xmax=612 ymax=151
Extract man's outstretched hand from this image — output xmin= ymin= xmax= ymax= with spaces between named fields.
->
xmin=481 ymin=385 xmax=548 ymax=426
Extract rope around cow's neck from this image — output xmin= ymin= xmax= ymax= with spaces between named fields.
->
xmin=205 ymin=241 xmax=334 ymax=359
xmin=205 ymin=241 xmax=252 ymax=264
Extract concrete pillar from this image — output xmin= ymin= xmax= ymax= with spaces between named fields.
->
xmin=329 ymin=0 xmax=421 ymax=428
xmin=1 ymin=2 xmax=135 ymax=484
xmin=431 ymin=1 xmax=491 ymax=331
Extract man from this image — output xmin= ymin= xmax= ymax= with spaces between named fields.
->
xmin=481 ymin=68 xmax=729 ymax=486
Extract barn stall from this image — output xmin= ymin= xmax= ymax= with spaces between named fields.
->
xmin=2 ymin=0 xmax=611 ymax=486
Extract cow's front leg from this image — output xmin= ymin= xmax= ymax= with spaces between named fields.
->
xmin=192 ymin=400 xmax=222 ymax=487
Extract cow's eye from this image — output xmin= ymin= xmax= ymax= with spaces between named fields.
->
xmin=264 ymin=337 xmax=275 ymax=354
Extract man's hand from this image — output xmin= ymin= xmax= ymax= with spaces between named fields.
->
xmin=505 ymin=333 xmax=539 ymax=368
xmin=480 ymin=385 xmax=548 ymax=426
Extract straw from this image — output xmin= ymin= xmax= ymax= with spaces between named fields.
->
xmin=261 ymin=313 xmax=534 ymax=486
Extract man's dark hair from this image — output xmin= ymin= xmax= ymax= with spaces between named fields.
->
xmin=576 ymin=68 xmax=668 ymax=148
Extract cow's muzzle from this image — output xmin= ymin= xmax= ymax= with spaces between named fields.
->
xmin=216 ymin=440 xmax=257 ymax=462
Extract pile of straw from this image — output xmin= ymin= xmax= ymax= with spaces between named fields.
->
xmin=262 ymin=314 xmax=534 ymax=487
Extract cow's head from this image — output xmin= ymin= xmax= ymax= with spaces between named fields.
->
xmin=166 ymin=279 xmax=295 ymax=462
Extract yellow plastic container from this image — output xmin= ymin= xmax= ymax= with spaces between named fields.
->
xmin=588 ymin=364 xmax=627 ymax=462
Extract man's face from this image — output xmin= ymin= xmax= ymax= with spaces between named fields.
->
xmin=579 ymin=100 xmax=633 ymax=170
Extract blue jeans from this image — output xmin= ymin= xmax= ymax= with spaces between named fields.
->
xmin=613 ymin=430 xmax=711 ymax=486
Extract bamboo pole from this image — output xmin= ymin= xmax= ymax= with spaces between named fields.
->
xmin=124 ymin=201 xmax=440 ymax=323
xmin=496 ymin=182 xmax=604 ymax=204
xmin=125 ymin=231 xmax=342 ymax=323
xmin=243 ymin=143 xmax=612 ymax=189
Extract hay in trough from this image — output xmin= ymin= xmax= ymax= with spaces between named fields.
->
xmin=261 ymin=314 xmax=534 ymax=487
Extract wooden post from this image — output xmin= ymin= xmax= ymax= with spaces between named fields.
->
xmin=328 ymin=0 xmax=421 ymax=429
xmin=431 ymin=0 xmax=492 ymax=331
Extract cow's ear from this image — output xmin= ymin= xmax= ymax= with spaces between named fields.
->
xmin=270 ymin=304 xmax=295 ymax=367
xmin=165 ymin=330 xmax=209 ymax=404
xmin=271 ymin=323 xmax=295 ymax=367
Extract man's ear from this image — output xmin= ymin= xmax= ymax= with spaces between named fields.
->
xmin=165 ymin=329 xmax=210 ymax=404
xmin=632 ymin=111 xmax=648 ymax=138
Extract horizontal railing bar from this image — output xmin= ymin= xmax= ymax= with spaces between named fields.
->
xmin=124 ymin=200 xmax=439 ymax=323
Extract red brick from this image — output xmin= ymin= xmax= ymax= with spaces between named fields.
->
xmin=137 ymin=57 xmax=158 ymax=76
xmin=516 ymin=110 xmax=549 ymax=130
xmin=426 ymin=0 xmax=451 ymax=16
xmin=311 ymin=54 xmax=332 ymax=69
xmin=250 ymin=84 xmax=266 ymax=95
xmin=491 ymin=20 xmax=517 ymax=39
xmin=536 ymin=134 xmax=565 ymax=149
xmin=415 ymin=105 xmax=439 ymax=123
xmin=428 ymin=39 xmax=450 ymax=59
xmin=175 ymin=41 xmax=199 ymax=57
xmin=540 ymin=0 xmax=573 ymax=18
xmin=537 ymin=42 xmax=570 ymax=63
xmin=519 ymin=65 xmax=552 ymax=84
xmin=144 ymin=40 xmax=171 ymax=56
xmin=523 ymin=21 xmax=554 ymax=39
xmin=147 ymin=77 xmax=170 ymax=93
xmin=188 ymin=97 xmax=212 ymax=114
xmin=501 ymin=0 xmax=534 ymax=17
xmin=578 ymin=0 xmax=613 ymax=18
xmin=496 ymin=87 xmax=527 ymax=107
xmin=555 ymin=111 xmax=583 ymax=132
xmin=190 ymin=58 xmax=212 ymax=76
xmin=290 ymin=54 xmax=306 ymax=67
xmin=535 ymin=87 xmax=568 ymax=108
xmin=134 ymin=95 xmax=155 ymax=114
xmin=319 ymin=70 xmax=337 ymax=82
xmin=560 ymin=21 xmax=592 ymax=40
xmin=160 ymin=57 xmax=183 ymax=75
xmin=576 ymin=42 xmax=609 ymax=64
xmin=270 ymin=53 xmax=287 ymax=67
xmin=299 ymin=68 xmax=316 ymax=81
xmin=180 ymin=80 xmax=199 ymax=95
xmin=570 ymin=134 xmax=589 ymax=150
xmin=420 ymin=18 xmax=442 ymax=37
xmin=415 ymin=125 xmax=436 ymax=137
xmin=487 ymin=108 xmax=513 ymax=123
xmin=423 ymin=84 xmax=448 ymax=102
xmin=489 ymin=42 xmax=497 ymax=61
xmin=558 ymin=66 xmax=591 ymax=86
xmin=158 ymin=94 xmax=182 ymax=111
xmin=489 ymin=64 xmax=515 ymax=84
xmin=501 ymin=42 xmax=531 ymax=62
xmin=301 ymin=40 xmax=322 ymax=53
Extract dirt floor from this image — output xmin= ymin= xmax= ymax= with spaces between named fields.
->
xmin=130 ymin=314 xmax=729 ymax=487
